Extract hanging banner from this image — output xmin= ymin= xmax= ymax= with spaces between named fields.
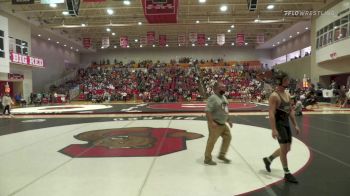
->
xmin=159 ymin=35 xmax=167 ymax=47
xmin=217 ymin=34 xmax=225 ymax=46
xmin=147 ymin=31 xmax=155 ymax=45
xmin=141 ymin=0 xmax=179 ymax=23
xmin=197 ymin=33 xmax=206 ymax=46
xmin=82 ymin=38 xmax=91 ymax=48
xmin=189 ymin=32 xmax=197 ymax=43
xmin=256 ymin=34 xmax=264 ymax=43
xmin=236 ymin=33 xmax=245 ymax=46
xmin=140 ymin=36 xmax=147 ymax=46
xmin=120 ymin=36 xmax=129 ymax=48
xmin=178 ymin=34 xmax=186 ymax=45
xmin=102 ymin=37 xmax=110 ymax=48
xmin=8 ymin=73 xmax=24 ymax=80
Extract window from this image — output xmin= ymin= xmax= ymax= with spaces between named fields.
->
xmin=0 ymin=30 xmax=4 ymax=58
xmin=328 ymin=30 xmax=333 ymax=44
xmin=319 ymin=35 xmax=323 ymax=47
xmin=323 ymin=33 xmax=327 ymax=45
xmin=15 ymin=39 xmax=29 ymax=55
xmin=341 ymin=16 xmax=348 ymax=25
xmin=316 ymin=37 xmax=319 ymax=49
xmin=334 ymin=26 xmax=341 ymax=41
xmin=340 ymin=24 xmax=348 ymax=39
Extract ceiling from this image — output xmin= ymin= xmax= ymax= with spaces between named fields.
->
xmin=0 ymin=0 xmax=339 ymax=50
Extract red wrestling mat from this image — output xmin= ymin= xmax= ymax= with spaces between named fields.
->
xmin=148 ymin=102 xmax=257 ymax=111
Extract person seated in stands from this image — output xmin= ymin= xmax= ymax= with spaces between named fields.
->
xmin=304 ymin=91 xmax=318 ymax=109
xmin=338 ymin=85 xmax=348 ymax=108
xmin=33 ymin=94 xmax=42 ymax=106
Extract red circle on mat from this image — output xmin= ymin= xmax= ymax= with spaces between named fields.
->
xmin=148 ymin=103 xmax=257 ymax=111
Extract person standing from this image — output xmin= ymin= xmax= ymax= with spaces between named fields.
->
xmin=263 ymin=72 xmax=301 ymax=183
xmin=2 ymin=93 xmax=14 ymax=117
xmin=204 ymin=82 xmax=233 ymax=165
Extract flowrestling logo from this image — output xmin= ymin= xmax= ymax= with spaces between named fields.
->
xmin=284 ymin=10 xmax=335 ymax=16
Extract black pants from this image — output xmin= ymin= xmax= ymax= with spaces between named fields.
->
xmin=3 ymin=105 xmax=10 ymax=115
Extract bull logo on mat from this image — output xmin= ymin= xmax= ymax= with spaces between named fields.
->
xmin=60 ymin=127 xmax=203 ymax=157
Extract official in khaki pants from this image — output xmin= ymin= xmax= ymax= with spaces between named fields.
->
xmin=204 ymin=82 xmax=232 ymax=165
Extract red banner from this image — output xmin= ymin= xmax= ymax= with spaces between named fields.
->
xmin=120 ymin=36 xmax=129 ymax=48
xmin=159 ymin=35 xmax=167 ymax=47
xmin=147 ymin=31 xmax=155 ymax=45
xmin=83 ymin=38 xmax=91 ymax=48
xmin=142 ymin=0 xmax=179 ymax=23
xmin=236 ymin=33 xmax=245 ymax=46
xmin=10 ymin=52 xmax=44 ymax=68
xmin=197 ymin=34 xmax=205 ymax=46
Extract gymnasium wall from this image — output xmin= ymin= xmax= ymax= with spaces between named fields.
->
xmin=31 ymin=37 xmax=81 ymax=92
xmin=274 ymin=56 xmax=311 ymax=80
xmin=272 ymin=31 xmax=311 ymax=59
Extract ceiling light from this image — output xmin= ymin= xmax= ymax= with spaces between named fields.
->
xmin=254 ymin=19 xmax=260 ymax=23
xmin=207 ymin=37 xmax=211 ymax=40
xmin=192 ymin=43 xmax=195 ymax=46
xmin=62 ymin=11 xmax=69 ymax=15
xmin=114 ymin=45 xmax=117 ymax=48
xmin=107 ymin=9 xmax=114 ymax=15
xmin=289 ymin=35 xmax=292 ymax=38
xmin=140 ymin=45 xmax=143 ymax=48
xmin=56 ymin=41 xmax=59 ymax=44
xmin=205 ymin=43 xmax=208 ymax=46
xmin=48 ymin=38 xmax=51 ymax=40
xmin=231 ymin=43 xmax=234 ymax=46
xmin=49 ymin=3 xmax=57 ymax=8
xmin=245 ymin=42 xmax=248 ymax=45
xmin=127 ymin=45 xmax=130 ymax=48
xmin=199 ymin=0 xmax=206 ymax=3
xmin=101 ymin=46 xmax=104 ymax=49
xmin=106 ymin=28 xmax=111 ymax=32
xmin=178 ymin=44 xmax=181 ymax=46
xmin=272 ymin=44 xmax=275 ymax=47
xmin=64 ymin=44 xmax=67 ymax=47
xmin=70 ymin=47 xmax=73 ymax=49
xmin=135 ymin=39 xmax=138 ymax=42
xmin=267 ymin=5 xmax=274 ymax=10
xmin=282 ymin=38 xmax=286 ymax=42
xmin=112 ymin=32 xmax=116 ymax=36
xmin=138 ymin=22 xmax=142 ymax=25
xmin=297 ymin=31 xmax=300 ymax=34
xmin=227 ymin=29 xmax=231 ymax=33
xmin=196 ymin=20 xmax=200 ymax=24
xmin=305 ymin=27 xmax=309 ymax=30
xmin=38 ymin=34 xmax=41 ymax=37
xmin=166 ymin=44 xmax=169 ymax=47
xmin=277 ymin=42 xmax=280 ymax=44
xmin=152 ymin=45 xmax=155 ymax=47
xmin=76 ymin=49 xmax=79 ymax=52
xmin=81 ymin=23 xmax=86 ymax=27
xmin=231 ymin=25 xmax=234 ymax=28
xmin=123 ymin=0 xmax=131 ymax=5
xmin=220 ymin=5 xmax=228 ymax=12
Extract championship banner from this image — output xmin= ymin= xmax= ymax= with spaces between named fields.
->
xmin=141 ymin=0 xmax=179 ymax=23
xmin=256 ymin=34 xmax=264 ymax=44
xmin=82 ymin=38 xmax=91 ymax=48
xmin=140 ymin=36 xmax=147 ymax=46
xmin=178 ymin=34 xmax=186 ymax=45
xmin=236 ymin=33 xmax=245 ymax=46
xmin=322 ymin=89 xmax=334 ymax=98
xmin=197 ymin=34 xmax=205 ymax=46
xmin=159 ymin=35 xmax=167 ymax=47
xmin=10 ymin=52 xmax=44 ymax=68
xmin=120 ymin=36 xmax=129 ymax=48
xmin=189 ymin=32 xmax=197 ymax=43
xmin=12 ymin=0 xmax=34 ymax=4
xmin=217 ymin=34 xmax=225 ymax=46
xmin=102 ymin=37 xmax=110 ymax=48
xmin=147 ymin=31 xmax=155 ymax=45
